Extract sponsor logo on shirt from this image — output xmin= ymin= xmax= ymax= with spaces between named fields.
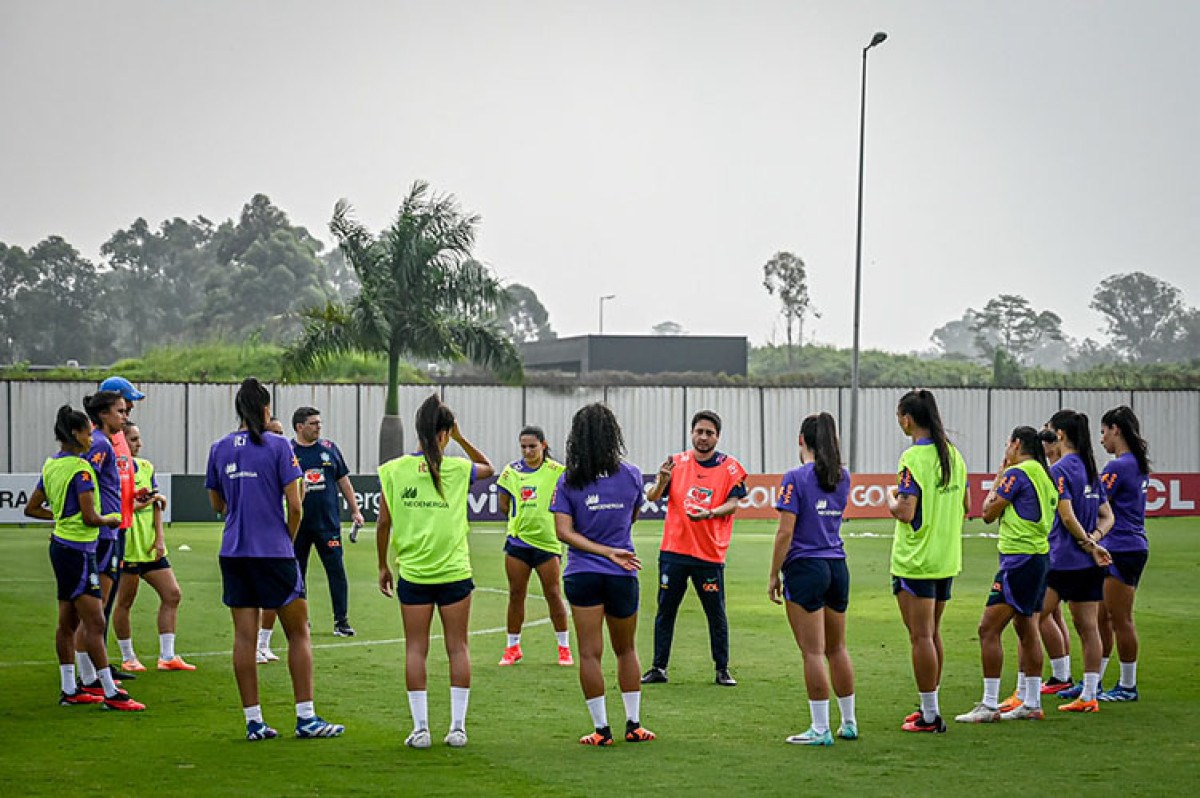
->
xmin=686 ymin=486 xmax=713 ymax=505
xmin=224 ymin=461 xmax=259 ymax=480
xmin=814 ymin=498 xmax=842 ymax=517
xmin=320 ymin=452 xmax=331 ymax=463
xmin=401 ymin=486 xmax=418 ymax=499
xmin=520 ymin=486 xmax=537 ymax=502
xmin=586 ymin=494 xmax=600 ymax=506
xmin=305 ymin=469 xmax=326 ymax=490
xmin=584 ymin=493 xmax=626 ymax=512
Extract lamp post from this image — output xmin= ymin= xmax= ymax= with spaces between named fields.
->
xmin=598 ymin=294 xmax=616 ymax=335
xmin=848 ymin=30 xmax=887 ymax=474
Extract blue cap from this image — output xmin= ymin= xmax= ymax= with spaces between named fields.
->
xmin=98 ymin=376 xmax=145 ymax=402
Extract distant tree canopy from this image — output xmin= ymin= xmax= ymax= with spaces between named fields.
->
xmin=500 ymin=282 xmax=556 ymax=343
xmin=762 ymin=251 xmax=817 ymax=361
xmin=652 ymin=320 xmax=686 ymax=336
xmin=1090 ymin=271 xmax=1194 ymax=363
xmin=968 ymin=293 xmax=1063 ymax=365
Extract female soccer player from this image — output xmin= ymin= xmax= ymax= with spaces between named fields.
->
xmin=206 ymin=378 xmax=344 ymax=741
xmin=955 ymin=427 xmax=1057 ymax=724
xmin=112 ymin=421 xmax=196 ymax=673
xmin=769 ymin=412 xmax=857 ymax=746
xmin=551 ymin=403 xmax=655 ymax=746
xmin=376 ymin=394 xmax=493 ymax=749
xmin=885 ymin=389 xmax=968 ymax=734
xmin=496 ymin=426 xmax=572 ymax=667
xmin=1037 ymin=411 xmax=1113 ymax=712
xmin=1095 ymin=405 xmax=1151 ymax=702
xmin=24 ymin=405 xmax=144 ymax=710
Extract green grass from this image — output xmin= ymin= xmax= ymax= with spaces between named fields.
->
xmin=2 ymin=518 xmax=1198 ymax=796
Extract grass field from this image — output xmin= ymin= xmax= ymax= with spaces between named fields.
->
xmin=1 ymin=517 xmax=1198 ymax=796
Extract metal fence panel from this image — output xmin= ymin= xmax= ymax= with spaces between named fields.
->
xmin=931 ymin=388 xmax=991 ymax=473
xmin=440 ymin=386 xmax=523 ymax=468
xmin=761 ymin=387 xmax=843 ymax=472
xmin=522 ymin=386 xmax=606 ymax=461
xmin=186 ymin=383 xmax=250 ymax=474
xmin=0 ymin=382 xmax=9 ymax=471
xmin=988 ymin=390 xmax=1061 ymax=467
xmin=130 ymin=383 xmax=187 ymax=474
xmin=606 ymin=387 xmax=683 ymax=472
xmin=1133 ymin=391 xmax=1200 ymax=471
xmin=273 ymin=384 xmax=362 ymax=471
xmin=10 ymin=381 xmax=95 ymax=471
xmin=686 ymin=387 xmax=762 ymax=474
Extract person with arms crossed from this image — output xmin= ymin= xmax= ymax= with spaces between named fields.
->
xmin=255 ymin=417 xmax=288 ymax=663
xmin=112 ymin=421 xmax=196 ymax=673
xmin=551 ymin=403 xmax=655 ymax=746
xmin=207 ymin=378 xmax=344 ymax=741
xmin=24 ymin=405 xmax=144 ymax=711
xmin=769 ymin=412 xmax=858 ymax=746
xmin=376 ymin=394 xmax=493 ymax=749
xmin=885 ymin=389 xmax=968 ymax=734
xmin=496 ymin=425 xmax=572 ymax=667
xmin=641 ymin=410 xmax=747 ymax=687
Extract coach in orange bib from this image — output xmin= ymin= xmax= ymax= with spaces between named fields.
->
xmin=641 ymin=410 xmax=748 ymax=687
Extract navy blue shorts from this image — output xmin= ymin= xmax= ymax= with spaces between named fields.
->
xmin=783 ymin=558 xmax=850 ymax=613
xmin=564 ymin=572 xmax=639 ymax=619
xmin=220 ymin=557 xmax=305 ymax=609
xmin=504 ymin=539 xmax=559 ymax=569
xmin=122 ymin=557 xmax=171 ymax=576
xmin=50 ymin=540 xmax=101 ymax=602
xmin=396 ymin=577 xmax=474 ymax=607
xmin=986 ymin=554 xmax=1049 ymax=616
xmin=96 ymin=535 xmax=123 ymax=580
xmin=1046 ymin=566 xmax=1106 ymax=603
xmin=1106 ymin=550 xmax=1148 ymax=588
xmin=891 ymin=575 xmax=953 ymax=602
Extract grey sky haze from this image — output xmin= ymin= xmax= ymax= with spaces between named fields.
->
xmin=2 ymin=1 xmax=1197 ymax=353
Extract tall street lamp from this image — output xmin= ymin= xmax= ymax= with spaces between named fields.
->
xmin=848 ymin=30 xmax=887 ymax=473
xmin=598 ymin=294 xmax=616 ymax=334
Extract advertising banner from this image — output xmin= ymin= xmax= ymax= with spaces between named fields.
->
xmin=0 ymin=473 xmax=174 ymax=524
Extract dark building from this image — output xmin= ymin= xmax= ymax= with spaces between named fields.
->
xmin=520 ymin=335 xmax=748 ymax=376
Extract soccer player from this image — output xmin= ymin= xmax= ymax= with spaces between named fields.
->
xmin=885 ymin=389 xmax=968 ymax=734
xmin=1094 ymin=405 xmax=1151 ymax=702
xmin=769 ymin=412 xmax=857 ymax=746
xmin=289 ymin=406 xmax=364 ymax=638
xmin=496 ymin=426 xmax=572 ymax=667
xmin=955 ymin=427 xmax=1057 ymax=724
xmin=206 ymin=378 xmax=344 ymax=741
xmin=255 ymin=418 xmax=288 ymax=664
xmin=98 ymin=377 xmax=144 ymax=617
xmin=641 ymin=410 xmax=747 ymax=687
xmin=376 ymin=393 xmax=493 ymax=749
xmin=112 ymin=421 xmax=196 ymax=673
xmin=551 ymin=403 xmax=655 ymax=746
xmin=1038 ymin=410 xmax=1113 ymax=713
xmin=24 ymin=405 xmax=144 ymax=710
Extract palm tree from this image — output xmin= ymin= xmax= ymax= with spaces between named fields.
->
xmin=283 ymin=181 xmax=522 ymax=462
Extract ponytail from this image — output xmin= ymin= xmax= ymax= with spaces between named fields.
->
xmin=82 ymin=390 xmax=122 ymax=427
xmin=54 ymin=404 xmax=90 ymax=449
xmin=235 ymin=377 xmax=271 ymax=445
xmin=415 ymin=393 xmax=456 ymax=496
xmin=1049 ymin=409 xmax=1098 ymax=484
xmin=800 ymin=412 xmax=843 ymax=492
xmin=1011 ymin=425 xmax=1052 ymax=480
xmin=898 ymin=389 xmax=953 ymax=488
xmin=1101 ymin=405 xmax=1151 ymax=475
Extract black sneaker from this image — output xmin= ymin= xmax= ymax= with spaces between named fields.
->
xmin=901 ymin=713 xmax=947 ymax=733
xmin=715 ymin=668 xmax=738 ymax=687
xmin=333 ymin=621 xmax=356 ymax=638
xmin=640 ymin=667 xmax=668 ymax=684
xmin=110 ymin=667 xmax=137 ymax=681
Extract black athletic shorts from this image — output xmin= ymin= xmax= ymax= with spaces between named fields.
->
xmin=122 ymin=557 xmax=172 ymax=576
xmin=96 ymin=536 xmax=122 ymax=580
xmin=891 ymin=575 xmax=953 ymax=602
xmin=396 ymin=577 xmax=474 ymax=607
xmin=1046 ymin=566 xmax=1106 ymax=603
xmin=564 ymin=572 xmax=639 ymax=619
xmin=1106 ymin=550 xmax=1148 ymax=588
xmin=504 ymin=539 xmax=559 ymax=569
xmin=220 ymin=556 xmax=305 ymax=609
xmin=783 ymin=558 xmax=850 ymax=613
xmin=986 ymin=554 xmax=1049 ymax=616
xmin=50 ymin=540 xmax=102 ymax=602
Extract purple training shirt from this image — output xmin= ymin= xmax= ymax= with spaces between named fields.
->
xmin=1048 ymin=453 xmax=1106 ymax=571
xmin=550 ymin=462 xmax=642 ymax=577
xmin=86 ymin=429 xmax=121 ymax=540
xmin=775 ymin=463 xmax=849 ymax=561
xmin=206 ymin=430 xmax=303 ymax=558
xmin=1100 ymin=452 xmax=1148 ymax=553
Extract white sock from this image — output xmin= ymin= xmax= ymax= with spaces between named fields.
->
xmin=1082 ymin=672 xmax=1100 ymax=702
xmin=76 ymin=652 xmax=97 ymax=684
xmin=60 ymin=664 xmax=76 ymax=693
xmin=556 ymin=630 xmax=570 ymax=648
xmin=258 ymin=628 xmax=273 ymax=650
xmin=982 ymin=677 xmax=1001 ymax=708
xmin=244 ymin=704 xmax=263 ymax=723
xmin=98 ymin=666 xmax=118 ymax=698
xmin=160 ymin=633 xmax=176 ymax=661
xmin=1119 ymin=660 xmax=1137 ymax=688
xmin=919 ymin=690 xmax=939 ymax=723
xmin=296 ymin=700 xmax=315 ymax=720
xmin=1014 ymin=671 xmax=1026 ymax=696
xmin=118 ymin=638 xmax=136 ymax=662
xmin=836 ymin=694 xmax=856 ymax=725
xmin=621 ymin=691 xmax=641 ymax=724
xmin=506 ymin=633 xmax=520 ymax=648
xmin=809 ymin=699 xmax=830 ymax=734
xmin=1099 ymin=657 xmax=1110 ymax=680
xmin=407 ymin=690 xmax=428 ymax=731
xmin=1024 ymin=677 xmax=1042 ymax=709
xmin=586 ymin=696 xmax=608 ymax=729
xmin=450 ymin=686 xmax=470 ymax=731
xmin=1051 ymin=655 xmax=1071 ymax=682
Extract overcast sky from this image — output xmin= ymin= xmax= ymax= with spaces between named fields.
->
xmin=2 ymin=1 xmax=1197 ymax=353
